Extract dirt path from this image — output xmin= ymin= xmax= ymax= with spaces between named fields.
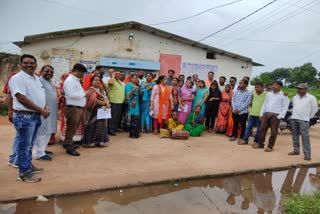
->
xmin=0 ymin=116 xmax=319 ymax=202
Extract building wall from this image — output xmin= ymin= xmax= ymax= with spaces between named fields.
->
xmin=21 ymin=29 xmax=252 ymax=82
xmin=0 ymin=53 xmax=20 ymax=94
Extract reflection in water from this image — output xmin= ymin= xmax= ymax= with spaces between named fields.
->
xmin=1 ymin=167 xmax=319 ymax=214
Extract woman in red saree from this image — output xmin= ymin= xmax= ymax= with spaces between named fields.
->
xmin=215 ymin=84 xmax=234 ymax=134
xmin=150 ymin=76 xmax=173 ymax=135
xmin=83 ymin=76 xmax=111 ymax=147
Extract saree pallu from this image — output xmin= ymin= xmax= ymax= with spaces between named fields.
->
xmin=215 ymin=91 xmax=233 ymax=134
xmin=185 ymin=112 xmax=205 ymax=137
xmin=140 ymin=82 xmax=155 ymax=133
xmin=192 ymin=88 xmax=208 ymax=115
xmin=178 ymin=85 xmax=193 ymax=125
xmin=83 ymin=105 xmax=109 ymax=145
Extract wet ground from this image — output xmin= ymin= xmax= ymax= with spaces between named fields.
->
xmin=1 ymin=167 xmax=319 ymax=214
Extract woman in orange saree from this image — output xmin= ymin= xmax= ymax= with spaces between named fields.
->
xmin=150 ymin=76 xmax=173 ymax=135
xmin=215 ymin=84 xmax=234 ymax=134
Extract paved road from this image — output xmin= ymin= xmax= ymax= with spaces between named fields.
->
xmin=0 ymin=116 xmax=319 ymax=202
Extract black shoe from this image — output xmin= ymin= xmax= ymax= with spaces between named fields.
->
xmin=63 ymin=144 xmax=80 ymax=149
xmin=304 ymin=156 xmax=311 ymax=161
xmin=17 ymin=171 xmax=41 ymax=183
xmin=45 ymin=150 xmax=53 ymax=155
xmin=66 ymin=149 xmax=80 ymax=156
xmin=31 ymin=165 xmax=44 ymax=174
xmin=108 ymin=131 xmax=116 ymax=136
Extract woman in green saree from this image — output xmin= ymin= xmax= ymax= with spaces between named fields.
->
xmin=185 ymin=105 xmax=205 ymax=137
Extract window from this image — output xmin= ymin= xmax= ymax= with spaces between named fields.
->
xmin=206 ymin=52 xmax=216 ymax=59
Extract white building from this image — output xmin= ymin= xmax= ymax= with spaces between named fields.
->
xmin=14 ymin=21 xmax=262 ymax=85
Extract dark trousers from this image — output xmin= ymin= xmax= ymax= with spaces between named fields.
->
xmin=232 ymin=113 xmax=248 ymax=138
xmin=64 ymin=106 xmax=83 ymax=148
xmin=205 ymin=114 xmax=217 ymax=129
xmin=258 ymin=112 xmax=280 ymax=148
xmin=109 ymin=103 xmax=123 ymax=132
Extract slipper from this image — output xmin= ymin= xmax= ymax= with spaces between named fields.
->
xmin=238 ymin=140 xmax=247 ymax=145
xmin=288 ymin=151 xmax=299 ymax=155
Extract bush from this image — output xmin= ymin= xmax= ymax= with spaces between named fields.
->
xmin=0 ymin=104 xmax=8 ymax=116
xmin=284 ymin=191 xmax=320 ymax=214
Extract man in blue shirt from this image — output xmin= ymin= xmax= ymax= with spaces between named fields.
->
xmin=229 ymin=79 xmax=252 ymax=142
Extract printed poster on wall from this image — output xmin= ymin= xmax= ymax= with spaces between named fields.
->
xmin=80 ymin=60 xmax=96 ymax=75
xmin=182 ymin=63 xmax=217 ymax=81
xmin=51 ymin=57 xmax=70 ymax=88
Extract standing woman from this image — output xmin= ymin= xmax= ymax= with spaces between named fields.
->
xmin=171 ymin=77 xmax=182 ymax=112
xmin=83 ymin=76 xmax=110 ymax=147
xmin=215 ymin=84 xmax=234 ymax=134
xmin=150 ymin=75 xmax=173 ymax=135
xmin=178 ymin=79 xmax=194 ymax=124
xmin=125 ymin=74 xmax=141 ymax=138
xmin=139 ymin=73 xmax=155 ymax=133
xmin=192 ymin=80 xmax=208 ymax=115
xmin=205 ymin=80 xmax=222 ymax=133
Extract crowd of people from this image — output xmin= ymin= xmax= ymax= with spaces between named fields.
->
xmin=3 ymin=54 xmax=319 ymax=183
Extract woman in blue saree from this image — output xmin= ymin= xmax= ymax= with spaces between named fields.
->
xmin=192 ymin=80 xmax=209 ymax=115
xmin=139 ymin=73 xmax=155 ymax=133
xmin=125 ymin=74 xmax=141 ymax=138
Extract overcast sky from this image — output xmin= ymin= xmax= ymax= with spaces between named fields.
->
xmin=1 ymin=0 xmax=320 ymax=77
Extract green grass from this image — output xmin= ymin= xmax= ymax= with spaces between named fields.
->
xmin=284 ymin=191 xmax=320 ymax=214
xmin=0 ymin=104 xmax=8 ymax=116
xmin=282 ymin=87 xmax=320 ymax=101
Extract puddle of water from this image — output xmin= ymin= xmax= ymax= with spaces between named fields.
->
xmin=1 ymin=167 xmax=320 ymax=214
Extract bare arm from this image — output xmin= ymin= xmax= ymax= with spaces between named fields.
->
xmin=200 ymin=91 xmax=209 ymax=106
xmin=15 ymin=93 xmax=49 ymax=118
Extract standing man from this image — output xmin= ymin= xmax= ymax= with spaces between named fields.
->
xmin=205 ymin=71 xmax=214 ymax=88
xmin=253 ymin=81 xmax=290 ymax=152
xmin=33 ymin=65 xmax=58 ymax=161
xmin=229 ymin=77 xmax=238 ymax=92
xmin=9 ymin=54 xmax=50 ymax=182
xmin=240 ymin=82 xmax=267 ymax=145
xmin=124 ymin=71 xmax=135 ymax=84
xmin=108 ymin=70 xmax=125 ymax=135
xmin=166 ymin=70 xmax=175 ymax=86
xmin=178 ymin=74 xmax=185 ymax=82
xmin=243 ymin=76 xmax=254 ymax=93
xmin=219 ymin=76 xmax=226 ymax=91
xmin=96 ymin=65 xmax=105 ymax=79
xmin=288 ymin=83 xmax=318 ymax=160
xmin=229 ymin=79 xmax=252 ymax=142
xmin=63 ymin=63 xmax=88 ymax=156
xmin=138 ymin=70 xmax=146 ymax=83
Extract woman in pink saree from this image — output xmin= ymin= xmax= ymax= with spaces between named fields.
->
xmin=178 ymin=79 xmax=194 ymax=124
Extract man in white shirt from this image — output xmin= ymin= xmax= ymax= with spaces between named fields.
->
xmin=288 ymin=83 xmax=318 ymax=160
xmin=9 ymin=54 xmax=50 ymax=183
xmin=253 ymin=81 xmax=290 ymax=152
xmin=63 ymin=63 xmax=88 ymax=156
xmin=243 ymin=76 xmax=255 ymax=93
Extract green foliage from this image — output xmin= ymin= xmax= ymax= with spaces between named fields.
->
xmin=284 ymin=191 xmax=320 ymax=214
xmin=0 ymin=104 xmax=8 ymax=116
xmin=282 ymin=87 xmax=320 ymax=101
xmin=252 ymin=63 xmax=320 ymax=89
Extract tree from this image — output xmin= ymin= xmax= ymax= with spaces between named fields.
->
xmin=288 ymin=63 xmax=319 ymax=88
xmin=252 ymin=63 xmax=319 ymax=88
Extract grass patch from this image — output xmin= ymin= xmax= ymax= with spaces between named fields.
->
xmin=0 ymin=104 xmax=8 ymax=116
xmin=282 ymin=87 xmax=320 ymax=101
xmin=284 ymin=191 xmax=320 ymax=214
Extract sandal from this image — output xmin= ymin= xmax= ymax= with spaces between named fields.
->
xmin=264 ymin=147 xmax=273 ymax=152
xmin=288 ymin=151 xmax=299 ymax=155
xmin=238 ymin=139 xmax=247 ymax=145
xmin=304 ymin=156 xmax=311 ymax=161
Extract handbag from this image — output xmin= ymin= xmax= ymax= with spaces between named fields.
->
xmin=171 ymin=129 xmax=189 ymax=139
